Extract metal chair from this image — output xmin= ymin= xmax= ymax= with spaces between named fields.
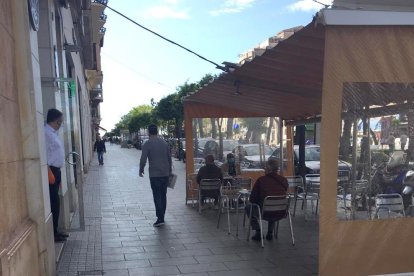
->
xmin=285 ymin=176 xmax=304 ymax=216
xmin=198 ymin=179 xmax=221 ymax=214
xmin=374 ymin=193 xmax=405 ymax=219
xmin=303 ymin=174 xmax=320 ymax=219
xmin=246 ymin=195 xmax=295 ymax=248
xmin=233 ymin=177 xmax=252 ymax=190
xmin=186 ymin=178 xmax=198 ymax=207
xmin=217 ymin=185 xmax=241 ymax=234
xmin=337 ymin=179 xmax=369 ymax=219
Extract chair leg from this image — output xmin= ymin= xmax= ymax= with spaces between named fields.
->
xmin=217 ymin=198 xmax=222 ymax=229
xmin=293 ymin=197 xmax=297 ymax=217
xmin=288 ymin=211 xmax=295 ymax=246
xmin=258 ymin=209 xmax=264 ymax=248
xmin=275 ymin=221 xmax=279 ymax=239
xmin=315 ymin=199 xmax=319 ymax=216
xmin=236 ymin=200 xmax=239 ymax=237
xmin=246 ymin=206 xmax=252 ymax=241
xmin=226 ymin=199 xmax=231 ymax=234
xmin=198 ymin=193 xmax=202 ymax=214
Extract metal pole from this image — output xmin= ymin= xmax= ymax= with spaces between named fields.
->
xmin=279 ymin=118 xmax=284 ymax=175
xmin=351 ymin=117 xmax=358 ymax=219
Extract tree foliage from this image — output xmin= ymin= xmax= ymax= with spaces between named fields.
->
xmin=110 ymin=74 xmax=217 ymax=139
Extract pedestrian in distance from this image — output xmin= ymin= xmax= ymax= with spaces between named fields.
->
xmin=44 ymin=108 xmax=69 ymax=242
xmin=94 ymin=135 xmax=106 ymax=165
xmin=400 ymin=133 xmax=408 ymax=151
xmin=139 ymin=124 xmax=172 ymax=227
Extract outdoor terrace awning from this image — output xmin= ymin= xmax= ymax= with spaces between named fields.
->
xmin=183 ymin=22 xmax=326 ymax=123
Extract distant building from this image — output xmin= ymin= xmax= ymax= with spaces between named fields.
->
xmin=238 ymin=26 xmax=303 ymax=64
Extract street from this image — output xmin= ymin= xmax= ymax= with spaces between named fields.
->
xmin=57 ymin=144 xmax=318 ymax=276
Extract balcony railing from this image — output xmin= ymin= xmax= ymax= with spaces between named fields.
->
xmin=99 ymin=13 xmax=107 ymax=21
xmin=93 ymin=0 xmax=108 ymax=5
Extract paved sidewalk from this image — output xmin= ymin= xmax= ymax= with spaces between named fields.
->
xmin=57 ymin=144 xmax=318 ymax=276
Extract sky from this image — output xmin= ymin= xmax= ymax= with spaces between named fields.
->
xmin=100 ymin=0 xmax=332 ymax=131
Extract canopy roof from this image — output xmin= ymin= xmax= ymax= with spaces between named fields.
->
xmin=183 ymin=22 xmax=326 ymax=123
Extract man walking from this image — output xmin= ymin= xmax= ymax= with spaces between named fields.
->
xmin=94 ymin=135 xmax=106 ymax=165
xmin=44 ymin=108 xmax=69 ymax=242
xmin=139 ymin=125 xmax=172 ymax=227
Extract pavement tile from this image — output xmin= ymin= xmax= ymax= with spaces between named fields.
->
xmin=178 ymin=263 xmax=229 ymax=274
xmin=167 ymin=248 xmax=213 ymax=258
xmin=195 ymin=254 xmax=243 ymax=264
xmin=224 ymin=259 xmax=276 ymax=270
xmin=149 ymin=256 xmax=198 ymax=267
xmin=128 ymin=265 xmax=181 ymax=276
xmin=208 ymin=269 xmax=263 ymax=276
xmin=102 ymin=269 xmax=129 ymax=276
xmin=125 ymin=251 xmax=171 ymax=260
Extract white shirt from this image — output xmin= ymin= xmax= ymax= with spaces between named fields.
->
xmin=44 ymin=124 xmax=65 ymax=168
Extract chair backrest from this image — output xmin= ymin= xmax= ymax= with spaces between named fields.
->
xmin=199 ymin=179 xmax=221 ymax=191
xmin=305 ymin=174 xmax=320 ymax=194
xmin=285 ymin=176 xmax=304 ymax=193
xmin=262 ymin=195 xmax=289 ymax=221
xmin=220 ymin=185 xmax=241 ymax=199
xmin=354 ymin=179 xmax=368 ymax=194
xmin=337 ymin=170 xmax=350 ymax=187
xmin=375 ymin=193 xmax=405 ymax=214
xmin=342 ymin=179 xmax=369 ymax=195
xmin=305 ymin=174 xmax=320 ymax=183
xmin=233 ymin=177 xmax=252 ymax=190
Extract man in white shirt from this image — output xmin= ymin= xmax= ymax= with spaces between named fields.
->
xmin=44 ymin=108 xmax=68 ymax=242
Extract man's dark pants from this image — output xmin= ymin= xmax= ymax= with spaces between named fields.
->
xmin=245 ymin=204 xmax=275 ymax=233
xmin=97 ymin=151 xmax=104 ymax=164
xmin=49 ymin=166 xmax=61 ymax=235
xmin=150 ymin=176 xmax=168 ymax=221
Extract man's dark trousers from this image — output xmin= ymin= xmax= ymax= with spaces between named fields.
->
xmin=49 ymin=166 xmax=61 ymax=235
xmin=150 ymin=176 xmax=168 ymax=221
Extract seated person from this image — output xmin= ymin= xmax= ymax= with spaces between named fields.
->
xmin=197 ymin=154 xmax=223 ymax=206
xmin=221 ymin=153 xmax=241 ymax=178
xmin=245 ymin=158 xmax=288 ymax=241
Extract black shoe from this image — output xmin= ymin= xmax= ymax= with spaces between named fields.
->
xmin=54 ymin=235 xmax=67 ymax=242
xmin=153 ymin=220 xmax=165 ymax=227
xmin=251 ymin=232 xmax=262 ymax=241
xmin=57 ymin=232 xmax=69 ymax=238
xmin=266 ymin=233 xmax=273 ymax=241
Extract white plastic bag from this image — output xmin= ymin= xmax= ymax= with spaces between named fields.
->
xmin=168 ymin=173 xmax=177 ymax=189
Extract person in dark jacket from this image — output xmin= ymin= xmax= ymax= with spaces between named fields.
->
xmin=246 ymin=158 xmax=288 ymax=241
xmin=94 ymin=136 xmax=106 ymax=165
xmin=197 ymin=154 xmax=223 ymax=206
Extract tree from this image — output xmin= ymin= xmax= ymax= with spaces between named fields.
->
xmin=240 ymin=117 xmax=267 ymax=143
xmin=127 ymin=105 xmax=154 ymax=133
xmin=226 ymin=118 xmax=234 ymax=139
xmin=339 ymin=118 xmax=353 ymax=162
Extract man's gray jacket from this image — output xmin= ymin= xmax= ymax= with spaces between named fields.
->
xmin=139 ymin=136 xmax=172 ymax=177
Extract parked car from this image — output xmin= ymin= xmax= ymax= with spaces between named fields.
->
xmin=270 ymin=145 xmax=352 ymax=175
xmin=232 ymin=143 xmax=274 ymax=169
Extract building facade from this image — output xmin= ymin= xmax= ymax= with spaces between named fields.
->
xmin=0 ymin=0 xmax=106 ymax=275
